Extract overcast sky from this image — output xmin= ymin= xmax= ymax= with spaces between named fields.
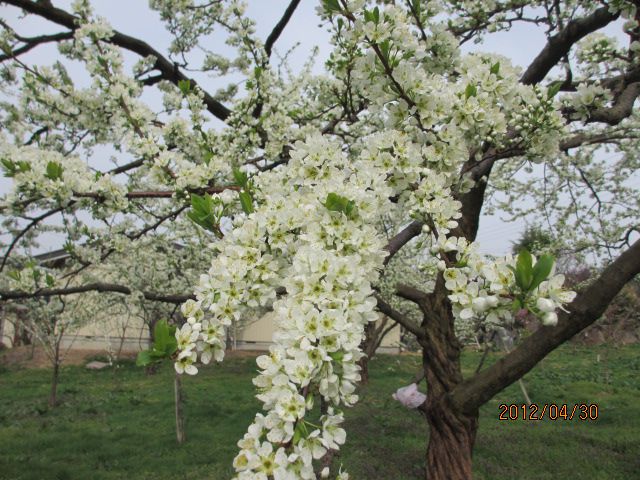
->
xmin=0 ymin=1 xmax=630 ymax=256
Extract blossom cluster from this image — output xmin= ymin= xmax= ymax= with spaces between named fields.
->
xmin=174 ymin=133 xmax=398 ymax=478
xmin=174 ymin=125 xmax=481 ymax=477
xmin=0 ymin=136 xmax=127 ymax=212
xmin=425 ymin=236 xmax=576 ymax=338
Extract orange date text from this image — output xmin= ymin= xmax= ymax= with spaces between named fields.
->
xmin=498 ymin=403 xmax=599 ymax=421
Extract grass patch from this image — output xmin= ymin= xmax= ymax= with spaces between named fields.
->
xmin=0 ymin=344 xmax=638 ymax=479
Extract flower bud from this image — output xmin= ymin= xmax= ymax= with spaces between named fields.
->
xmin=542 ymin=311 xmax=558 ymax=326
xmin=485 ymin=296 xmax=499 ymax=308
xmin=472 ymin=297 xmax=488 ymax=313
xmin=536 ymin=297 xmax=555 ymax=313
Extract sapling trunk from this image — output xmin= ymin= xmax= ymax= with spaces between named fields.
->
xmin=175 ymin=371 xmax=186 ymax=444
xmin=49 ymin=361 xmax=59 ymax=407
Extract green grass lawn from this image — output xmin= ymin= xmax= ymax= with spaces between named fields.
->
xmin=0 ymin=344 xmax=639 ymax=480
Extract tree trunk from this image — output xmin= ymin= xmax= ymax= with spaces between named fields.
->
xmin=424 ymin=398 xmax=478 ymax=479
xmin=357 ymin=355 xmax=370 ymax=384
xmin=420 ymin=279 xmax=479 ymax=480
xmin=49 ymin=361 xmax=59 ymax=407
xmin=422 ymin=344 xmax=478 ymax=480
xmin=174 ymin=372 xmax=186 ymax=444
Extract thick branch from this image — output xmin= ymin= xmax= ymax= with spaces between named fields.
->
xmin=375 ymin=294 xmax=424 ymax=338
xmin=451 ymin=238 xmax=640 ymax=414
xmin=383 ymin=221 xmax=423 ymax=265
xmin=264 ymin=0 xmax=301 ymax=57
xmin=396 ymin=283 xmax=429 ymax=306
xmin=73 ymin=185 xmax=239 ymax=200
xmin=0 ymin=282 xmax=195 ymax=304
xmin=586 ymin=82 xmax=640 ymax=125
xmin=3 ymin=0 xmax=231 ymax=121
xmin=521 ymin=6 xmax=619 ymax=85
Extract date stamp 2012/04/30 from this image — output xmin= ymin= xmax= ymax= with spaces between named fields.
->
xmin=498 ymin=403 xmax=599 ymax=421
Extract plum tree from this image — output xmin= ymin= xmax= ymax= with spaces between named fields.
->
xmin=1 ymin=1 xmax=639 ymax=478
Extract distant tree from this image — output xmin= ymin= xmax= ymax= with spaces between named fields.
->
xmin=512 ymin=225 xmax=554 ymax=256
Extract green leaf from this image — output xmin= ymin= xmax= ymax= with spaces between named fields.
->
xmin=136 ymin=350 xmax=152 ymax=367
xmin=412 ymin=0 xmax=422 ymax=17
xmin=515 ymin=249 xmax=534 ymax=292
xmin=322 ymin=0 xmax=341 ymax=13
xmin=324 ymin=192 xmax=345 ymax=212
xmin=379 ymin=39 xmax=391 ymax=62
xmin=178 ymin=79 xmax=191 ymax=95
xmin=153 ymin=320 xmax=171 ymax=352
xmin=529 ymin=254 xmax=555 ymax=291
xmin=364 ymin=6 xmax=380 ymax=24
xmin=232 ymin=168 xmax=248 ymax=188
xmin=45 ymin=161 xmax=63 ymax=181
xmin=547 ymin=81 xmax=562 ymax=99
xmin=292 ymin=423 xmax=303 ymax=445
xmin=329 ymin=351 xmax=344 ymax=362
xmin=168 ymin=324 xmax=177 ymax=337
xmin=164 ymin=338 xmax=178 ymax=356
xmin=187 ymin=193 xmax=221 ymax=232
xmin=465 ymin=83 xmax=477 ymax=99
xmin=324 ymin=193 xmax=357 ymax=219
xmin=1 ymin=159 xmax=30 ymax=177
xmin=511 ymin=297 xmax=523 ymax=312
xmin=490 ymin=62 xmax=500 ymax=75
xmin=96 ymin=56 xmax=109 ymax=70
xmin=344 ymin=199 xmax=356 ymax=218
xmin=239 ymin=191 xmax=254 ymax=214
xmin=63 ymin=241 xmax=75 ymax=255
xmin=8 ymin=270 xmax=20 ymax=282
xmin=1 ymin=158 xmax=15 ymax=177
xmin=45 ymin=274 xmax=55 ymax=287
xmin=148 ymin=348 xmax=168 ymax=360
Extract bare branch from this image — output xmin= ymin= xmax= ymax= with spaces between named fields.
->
xmin=0 ymin=30 xmax=74 ymax=62
xmin=0 ymin=282 xmax=195 ymax=304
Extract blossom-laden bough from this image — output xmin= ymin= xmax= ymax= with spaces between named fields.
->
xmin=1 ymin=0 xmax=640 ymax=479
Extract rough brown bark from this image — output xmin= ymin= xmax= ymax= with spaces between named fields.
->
xmin=419 ymin=278 xmax=479 ymax=480
xmin=424 ymin=397 xmax=477 ymax=480
xmin=357 ymin=322 xmax=377 ymax=384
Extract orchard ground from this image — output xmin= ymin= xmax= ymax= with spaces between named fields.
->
xmin=0 ymin=344 xmax=638 ymax=480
